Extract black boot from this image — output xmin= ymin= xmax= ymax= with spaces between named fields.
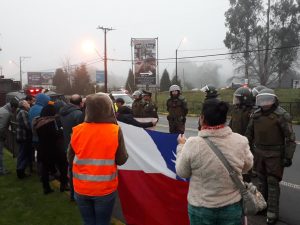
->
xmin=43 ymin=182 xmax=54 ymax=195
xmin=60 ymin=183 xmax=70 ymax=192
xmin=17 ymin=169 xmax=27 ymax=179
xmin=267 ymin=217 xmax=278 ymax=225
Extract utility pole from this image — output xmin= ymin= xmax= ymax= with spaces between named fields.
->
xmin=175 ymin=49 xmax=178 ymax=84
xmin=97 ymin=26 xmax=115 ymax=93
xmin=19 ymin=56 xmax=31 ymax=89
xmin=175 ymin=38 xmax=186 ymax=84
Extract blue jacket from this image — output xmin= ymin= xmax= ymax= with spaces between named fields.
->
xmin=29 ymin=93 xmax=50 ymax=125
xmin=28 ymin=93 xmax=50 ymax=142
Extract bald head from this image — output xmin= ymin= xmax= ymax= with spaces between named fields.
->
xmin=70 ymin=94 xmax=82 ymax=106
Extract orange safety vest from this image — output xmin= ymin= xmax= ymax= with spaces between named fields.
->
xmin=71 ymin=122 xmax=119 ymax=196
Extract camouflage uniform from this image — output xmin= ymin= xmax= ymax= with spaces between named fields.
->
xmin=166 ymin=96 xmax=188 ymax=134
xmin=229 ymin=106 xmax=252 ymax=135
xmin=245 ymin=106 xmax=296 ymax=223
xmin=142 ymin=99 xmax=158 ymax=118
xmin=132 ymin=99 xmax=144 ymax=118
xmin=141 ymin=90 xmax=158 ymax=119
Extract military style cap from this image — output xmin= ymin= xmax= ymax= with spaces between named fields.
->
xmin=142 ymin=90 xmax=152 ymax=97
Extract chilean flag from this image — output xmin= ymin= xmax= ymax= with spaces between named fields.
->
xmin=118 ymin=122 xmax=190 ymax=225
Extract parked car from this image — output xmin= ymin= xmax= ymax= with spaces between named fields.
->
xmin=110 ymin=91 xmax=134 ymax=108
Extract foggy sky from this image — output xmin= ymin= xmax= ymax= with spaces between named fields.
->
xmin=0 ymin=0 xmax=233 ymax=87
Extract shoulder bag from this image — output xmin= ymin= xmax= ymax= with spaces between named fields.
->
xmin=203 ymin=137 xmax=267 ymax=215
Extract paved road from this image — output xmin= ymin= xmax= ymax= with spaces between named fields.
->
xmin=155 ymin=115 xmax=300 ymax=225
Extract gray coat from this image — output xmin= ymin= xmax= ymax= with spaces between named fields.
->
xmin=0 ymin=104 xmax=13 ymax=141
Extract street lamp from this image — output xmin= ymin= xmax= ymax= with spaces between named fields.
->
xmin=97 ymin=26 xmax=115 ymax=93
xmin=175 ymin=38 xmax=186 ymax=84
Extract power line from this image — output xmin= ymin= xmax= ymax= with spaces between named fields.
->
xmin=24 ymin=43 xmax=300 ymax=72
xmin=105 ymin=44 xmax=300 ymax=62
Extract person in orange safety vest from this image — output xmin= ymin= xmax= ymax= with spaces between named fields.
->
xmin=67 ymin=93 xmax=128 ymax=225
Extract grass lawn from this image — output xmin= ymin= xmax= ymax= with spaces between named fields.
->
xmin=0 ymin=150 xmax=122 ymax=225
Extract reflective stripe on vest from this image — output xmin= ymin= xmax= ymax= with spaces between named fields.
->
xmin=71 ymin=122 xmax=119 ymax=196
xmin=74 ymin=156 xmax=115 ymax=166
xmin=73 ymin=171 xmax=117 ymax=182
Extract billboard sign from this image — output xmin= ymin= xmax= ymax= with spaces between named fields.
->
xmin=132 ymin=38 xmax=157 ymax=86
xmin=28 ymin=72 xmax=42 ymax=85
xmin=96 ymin=70 xmax=105 ymax=83
xmin=27 ymin=72 xmax=54 ymax=85
xmin=40 ymin=72 xmax=54 ymax=85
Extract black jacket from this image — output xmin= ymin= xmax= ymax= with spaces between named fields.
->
xmin=59 ymin=104 xmax=83 ymax=151
xmin=117 ymin=106 xmax=153 ymax=128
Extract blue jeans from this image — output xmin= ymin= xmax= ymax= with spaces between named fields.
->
xmin=75 ymin=191 xmax=116 ymax=225
xmin=17 ymin=141 xmax=31 ymax=171
xmin=188 ymin=202 xmax=243 ymax=225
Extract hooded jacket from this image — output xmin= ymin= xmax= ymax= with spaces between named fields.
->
xmin=29 ymin=93 xmax=50 ymax=125
xmin=68 ymin=93 xmax=128 ymax=167
xmin=28 ymin=93 xmax=50 ymax=142
xmin=59 ymin=103 xmax=83 ymax=151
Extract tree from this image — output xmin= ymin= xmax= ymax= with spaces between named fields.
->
xmin=160 ymin=69 xmax=172 ymax=91
xmin=224 ymin=0 xmax=262 ymax=83
xmin=125 ymin=69 xmax=135 ymax=93
xmin=171 ymin=75 xmax=182 ymax=89
xmin=224 ymin=0 xmax=300 ymax=86
xmin=271 ymin=0 xmax=300 ymax=87
xmin=72 ymin=64 xmax=91 ymax=95
xmin=53 ymin=68 xmax=71 ymax=94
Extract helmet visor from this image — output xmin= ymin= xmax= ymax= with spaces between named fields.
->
xmin=200 ymin=85 xmax=209 ymax=92
xmin=256 ymin=94 xmax=276 ymax=107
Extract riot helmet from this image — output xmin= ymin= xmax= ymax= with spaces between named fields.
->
xmin=233 ymin=87 xmax=253 ymax=106
xmin=201 ymin=84 xmax=219 ymax=99
xmin=169 ymin=85 xmax=181 ymax=92
xmin=256 ymin=88 xmax=277 ymax=107
xmin=169 ymin=84 xmax=181 ymax=97
xmin=252 ymin=85 xmax=266 ymax=98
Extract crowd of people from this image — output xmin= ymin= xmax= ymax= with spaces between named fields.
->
xmin=0 ymin=84 xmax=296 ymax=225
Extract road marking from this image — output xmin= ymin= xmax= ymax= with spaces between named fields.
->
xmin=280 ymin=181 xmax=300 ymax=190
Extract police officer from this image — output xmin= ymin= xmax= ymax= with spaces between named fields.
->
xmin=198 ymin=85 xmax=219 ymax=130
xmin=201 ymin=84 xmax=219 ymax=100
xmin=229 ymin=86 xmax=253 ymax=135
xmin=251 ymin=85 xmax=266 ymax=105
xmin=142 ymin=90 xmax=158 ymax=118
xmin=252 ymin=85 xmax=267 ymax=98
xmin=132 ymin=90 xmax=144 ymax=118
xmin=245 ymin=88 xmax=296 ymax=225
xmin=166 ymin=85 xmax=188 ymax=134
